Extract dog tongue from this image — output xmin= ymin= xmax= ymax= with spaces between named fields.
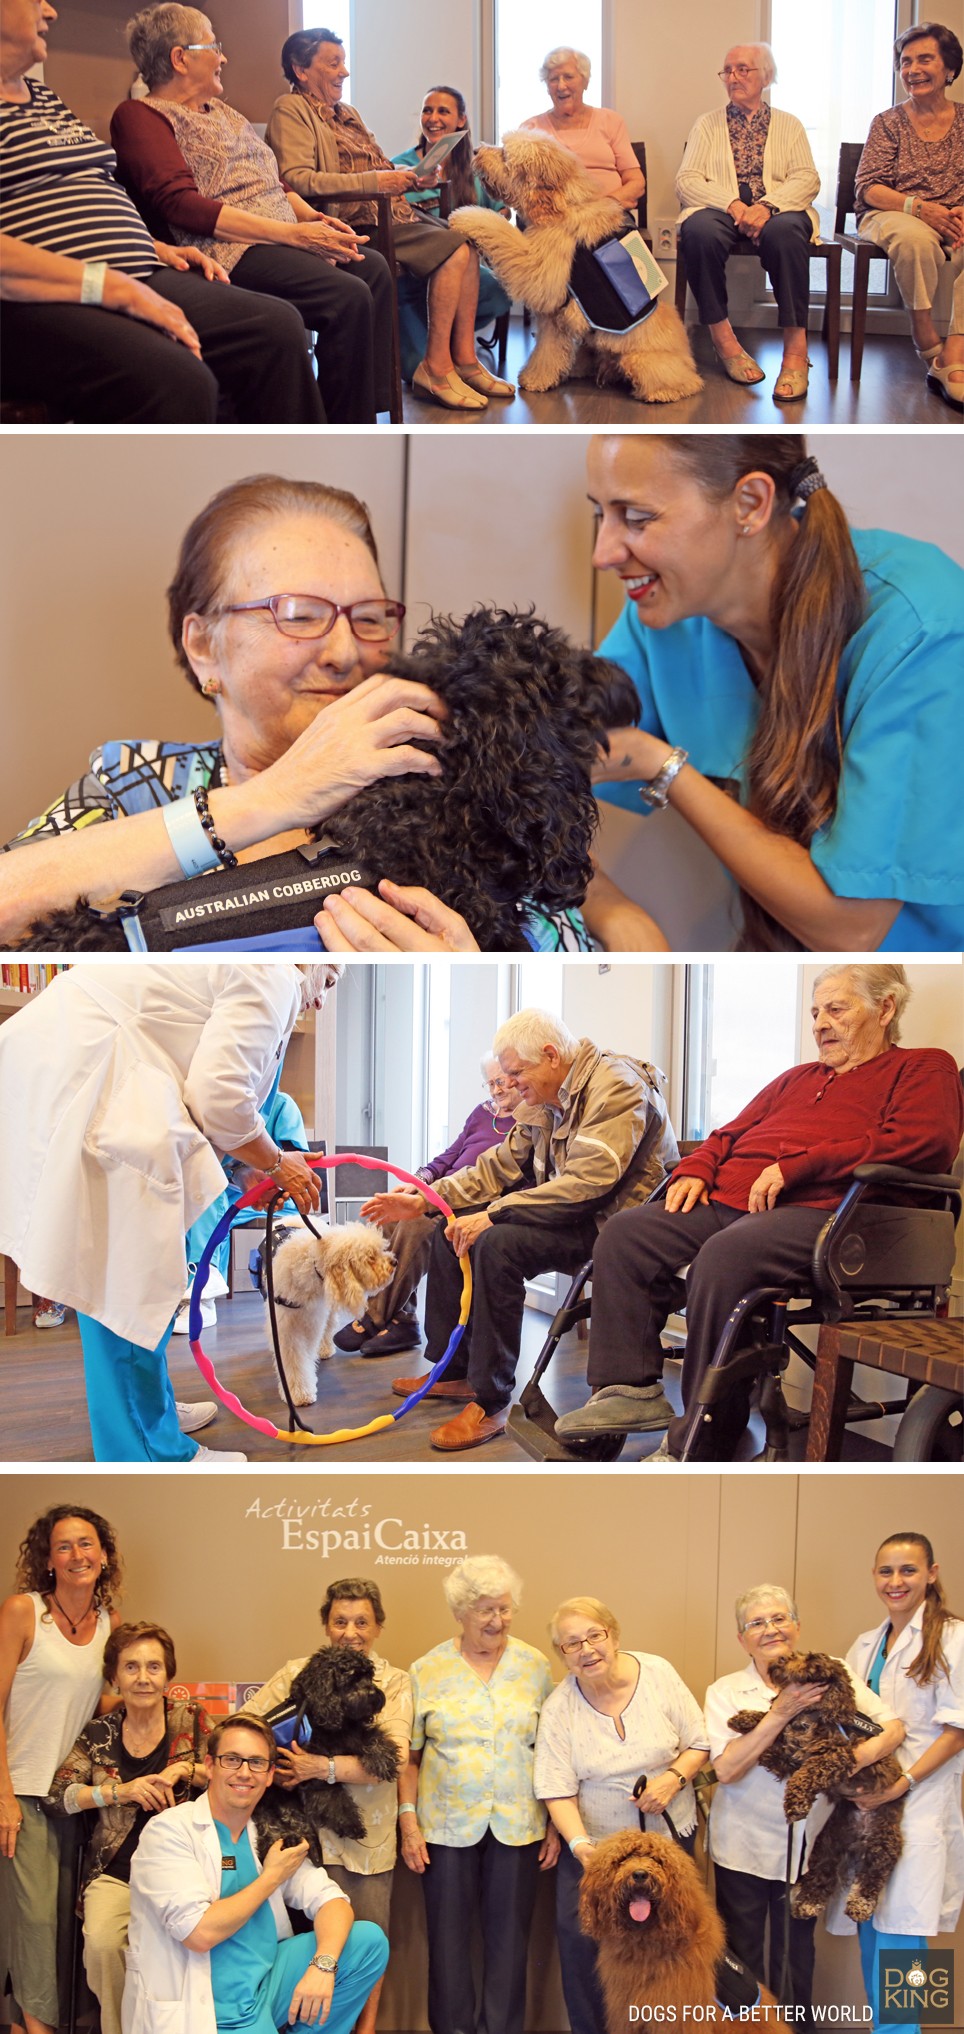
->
xmin=629 ymin=1896 xmax=652 ymax=1924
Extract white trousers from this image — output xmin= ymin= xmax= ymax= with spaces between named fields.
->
xmin=859 ymin=210 xmax=964 ymax=331
xmin=83 ymin=1873 xmax=130 ymax=2034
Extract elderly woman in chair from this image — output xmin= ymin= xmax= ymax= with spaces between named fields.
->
xmin=555 ymin=964 xmax=964 ymax=1462
xmin=675 ymin=42 xmax=820 ymax=399
xmin=855 ymin=21 xmax=964 ymax=413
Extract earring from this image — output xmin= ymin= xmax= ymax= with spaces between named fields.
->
xmin=739 ymin=524 xmax=753 ymax=538
xmin=202 ymin=681 xmax=220 ymax=698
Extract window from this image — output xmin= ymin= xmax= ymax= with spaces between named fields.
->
xmin=293 ymin=1 xmax=350 ymax=72
xmin=682 ymin=961 xmax=801 ymax=1142
xmin=494 ymin=0 xmax=601 ymax=140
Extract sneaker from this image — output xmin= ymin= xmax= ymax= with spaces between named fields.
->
xmin=554 ymin=1383 xmax=673 ymax=1439
xmin=188 ymin=1444 xmax=248 ymax=1464
xmin=359 ymin=1318 xmax=421 ymax=1358
xmin=333 ymin=1313 xmax=376 ymax=1354
xmin=176 ymin=1401 xmax=218 ymax=1435
xmin=33 ymin=1300 xmax=66 ymax=1329
xmin=172 ymin=1298 xmax=216 ymax=1336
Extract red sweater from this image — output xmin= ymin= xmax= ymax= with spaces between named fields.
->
xmin=674 ymin=1047 xmax=962 ymax=1211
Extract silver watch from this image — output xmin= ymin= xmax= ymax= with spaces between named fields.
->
xmin=311 ymin=1953 xmax=338 ymax=1974
xmin=638 ymin=746 xmax=688 ymax=809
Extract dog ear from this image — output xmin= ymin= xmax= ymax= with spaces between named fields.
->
xmin=577 ymin=1856 xmax=607 ymax=1940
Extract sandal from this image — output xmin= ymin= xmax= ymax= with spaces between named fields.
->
xmin=925 ymin=360 xmax=964 ymax=412
xmin=411 ymin=361 xmax=487 ymax=410
xmin=773 ymin=358 xmax=811 ymax=403
xmin=715 ymin=347 xmax=766 ymax=386
xmin=453 ymin=360 xmax=515 ymax=397
xmin=915 ymin=340 xmax=942 ymax=366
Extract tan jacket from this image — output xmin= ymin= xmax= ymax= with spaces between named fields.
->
xmin=265 ymin=92 xmax=383 ymax=211
xmin=436 ymin=1039 xmax=679 ymax=1232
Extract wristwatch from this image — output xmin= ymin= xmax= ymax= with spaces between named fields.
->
xmin=311 ymin=1953 xmax=338 ymax=1974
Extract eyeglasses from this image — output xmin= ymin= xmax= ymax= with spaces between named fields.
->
xmin=741 ymin=1613 xmax=794 ymax=1635
xmin=719 ymin=65 xmax=760 ymax=78
xmin=213 ymin=1752 xmax=272 ymax=1773
xmin=182 ymin=41 xmax=223 ymax=53
xmin=217 ymin=595 xmax=406 ymax=644
xmin=558 ymin=1626 xmax=609 ymax=1656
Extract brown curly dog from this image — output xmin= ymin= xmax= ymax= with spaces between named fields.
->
xmin=579 ymin=1831 xmax=779 ymax=2026
xmin=728 ymin=1650 xmax=905 ymax=1920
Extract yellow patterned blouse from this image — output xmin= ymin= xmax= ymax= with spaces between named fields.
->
xmin=409 ymin=1637 xmax=554 ymax=1847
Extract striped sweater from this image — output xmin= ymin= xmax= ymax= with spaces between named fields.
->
xmin=675 ymin=103 xmax=820 ymax=233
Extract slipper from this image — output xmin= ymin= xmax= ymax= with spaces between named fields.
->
xmin=359 ymin=1319 xmax=422 ymax=1358
xmin=453 ymin=360 xmax=516 ymax=397
xmin=773 ymin=358 xmax=811 ymax=403
xmin=925 ymin=361 xmax=964 ymax=413
xmin=715 ymin=348 xmax=765 ymax=386
xmin=412 ymin=361 xmax=487 ymax=410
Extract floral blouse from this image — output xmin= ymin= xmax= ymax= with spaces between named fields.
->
xmin=726 ymin=100 xmax=771 ymax=204
xmin=45 ymin=1698 xmax=210 ymax=1893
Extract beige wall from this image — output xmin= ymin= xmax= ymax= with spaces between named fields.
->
xmin=1 ymin=1470 xmax=961 ymax=2027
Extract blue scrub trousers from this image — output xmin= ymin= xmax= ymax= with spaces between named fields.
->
xmin=77 ymin=1313 xmax=196 ymax=1463
xmin=220 ymin=1920 xmax=388 ymax=2033
xmin=859 ymin=1924 xmax=927 ymax=2032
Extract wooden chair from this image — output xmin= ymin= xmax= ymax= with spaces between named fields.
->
xmin=325 ymin=191 xmax=404 ymax=421
xmin=674 ymin=195 xmax=842 ymax=380
xmin=831 ymin=139 xmax=890 ymax=383
xmin=631 ymin=141 xmax=652 ymax=245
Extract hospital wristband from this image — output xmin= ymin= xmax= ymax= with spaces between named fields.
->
xmin=398 ymin=1803 xmax=418 ymax=1815
xmin=569 ymin=1836 xmax=594 ymax=1854
xmin=91 ymin=1785 xmax=106 ymax=1808
xmin=80 ymin=260 xmax=108 ymax=304
xmin=902 ymin=195 xmax=921 ymax=217
xmin=904 ymin=1770 xmax=918 ymax=1789
xmin=161 ymin=793 xmax=223 ymax=878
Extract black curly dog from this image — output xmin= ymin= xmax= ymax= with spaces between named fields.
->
xmin=15 ymin=608 xmax=640 ymax=952
xmin=253 ymin=1648 xmax=400 ymax=1868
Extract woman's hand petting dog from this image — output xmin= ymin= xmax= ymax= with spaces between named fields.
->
xmin=317 ymin=880 xmax=480 ymax=953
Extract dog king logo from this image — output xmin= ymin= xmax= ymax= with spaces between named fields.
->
xmin=879 ymin=1951 xmax=953 ymax=2024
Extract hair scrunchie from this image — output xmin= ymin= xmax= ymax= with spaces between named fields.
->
xmin=788 ymin=457 xmax=828 ymax=503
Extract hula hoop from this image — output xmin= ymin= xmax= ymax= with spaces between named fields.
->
xmin=187 ymin=1153 xmax=472 ymax=1448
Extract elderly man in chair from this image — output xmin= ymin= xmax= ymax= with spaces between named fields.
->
xmin=556 ymin=964 xmax=963 ymax=1463
xmin=361 ymin=1009 xmax=679 ymax=1452
xmin=122 ymin=1715 xmax=388 ymax=2034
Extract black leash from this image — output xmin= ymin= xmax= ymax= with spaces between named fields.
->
xmin=633 ymin=1772 xmax=685 ymax=1847
xmin=263 ymin=1187 xmax=326 ymax=1435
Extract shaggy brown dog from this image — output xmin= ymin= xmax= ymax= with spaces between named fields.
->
xmin=449 ymin=131 xmax=703 ymax=404
xmin=727 ymin=1651 xmax=905 ymax=1921
xmin=580 ymin=1831 xmax=779 ymax=2026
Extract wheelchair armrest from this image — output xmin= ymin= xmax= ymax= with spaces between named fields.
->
xmin=853 ymin=1163 xmax=962 ymax=1194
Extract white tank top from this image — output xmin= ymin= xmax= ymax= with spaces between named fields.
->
xmin=5 ymin=1593 xmax=111 ymax=1795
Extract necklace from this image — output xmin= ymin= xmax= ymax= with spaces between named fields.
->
xmin=49 ymin=1587 xmax=97 ymax=1635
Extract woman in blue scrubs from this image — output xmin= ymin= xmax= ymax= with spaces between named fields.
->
xmin=588 ymin=434 xmax=964 ymax=951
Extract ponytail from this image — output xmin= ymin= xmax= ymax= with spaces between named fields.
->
xmin=659 ymin=436 xmax=866 ymax=951
xmin=876 ymin=1533 xmax=959 ymax=1687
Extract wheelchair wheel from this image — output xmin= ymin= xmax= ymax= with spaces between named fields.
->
xmin=892 ymin=1385 xmax=963 ymax=1463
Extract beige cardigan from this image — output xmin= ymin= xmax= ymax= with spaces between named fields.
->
xmin=265 ymin=91 xmax=383 ymax=208
xmin=675 ymin=104 xmax=821 ymax=235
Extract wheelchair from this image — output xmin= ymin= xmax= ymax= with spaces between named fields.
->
xmin=507 ymin=1161 xmax=962 ymax=1465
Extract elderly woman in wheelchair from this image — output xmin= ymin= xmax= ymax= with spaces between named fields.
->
xmin=554 ymin=964 xmax=963 ymax=1464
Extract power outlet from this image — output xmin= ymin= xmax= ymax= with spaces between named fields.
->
xmin=653 ymin=219 xmax=678 ymax=259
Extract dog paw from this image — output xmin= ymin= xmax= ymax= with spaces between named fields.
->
xmin=518 ymin=369 xmax=561 ymax=392
xmin=845 ymin=1893 xmax=876 ymax=1923
xmin=790 ymin=1894 xmax=823 ymax=1920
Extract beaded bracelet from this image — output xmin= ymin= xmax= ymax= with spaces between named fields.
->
xmin=193 ymin=784 xmax=239 ymax=871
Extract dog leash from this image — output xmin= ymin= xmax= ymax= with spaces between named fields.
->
xmin=632 ymin=1774 xmax=685 ymax=1847
xmin=263 ymin=1187 xmax=325 ymax=1434
xmin=186 ymin=1153 xmax=473 ymax=1448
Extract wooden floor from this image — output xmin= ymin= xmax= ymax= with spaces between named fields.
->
xmin=400 ymin=318 xmax=962 ymax=427
xmin=2 ymin=1292 xmax=890 ymax=1467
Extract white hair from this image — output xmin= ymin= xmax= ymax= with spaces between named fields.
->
xmin=443 ymin=1555 xmax=522 ymax=1618
xmin=724 ymin=40 xmax=777 ymax=86
xmin=812 ymin=964 xmax=909 ymax=1044
xmin=480 ymin=1051 xmax=501 ymax=1079
xmin=735 ymin=1584 xmax=798 ymax=1632
xmin=540 ymin=45 xmax=592 ymax=87
xmin=492 ymin=1008 xmax=579 ymax=1066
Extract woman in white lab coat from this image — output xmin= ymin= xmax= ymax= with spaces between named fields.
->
xmin=0 ymin=962 xmax=334 ymax=1464
xmin=829 ymin=1532 xmax=964 ymax=2028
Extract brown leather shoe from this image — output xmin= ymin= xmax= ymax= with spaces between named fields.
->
xmin=430 ymin=1402 xmax=509 ymax=1452
xmin=391 ymin=1375 xmax=475 ymax=1402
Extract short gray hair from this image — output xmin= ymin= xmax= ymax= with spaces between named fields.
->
xmin=540 ymin=45 xmax=592 ymax=87
xmin=735 ymin=1584 xmax=798 ymax=1632
xmin=443 ymin=1555 xmax=522 ymax=1619
xmin=127 ymin=5 xmax=207 ymax=88
xmin=812 ymin=964 xmax=910 ymax=1044
xmin=724 ymin=40 xmax=777 ymax=86
xmin=492 ymin=1008 xmax=578 ymax=1066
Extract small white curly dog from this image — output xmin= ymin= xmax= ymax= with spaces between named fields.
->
xmin=265 ymin=1223 xmax=395 ymax=1407
xmin=449 ymin=131 xmax=702 ymax=404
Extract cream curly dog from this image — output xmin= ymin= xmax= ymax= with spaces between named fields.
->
xmin=265 ymin=1222 xmax=395 ymax=1407
xmin=449 ymin=132 xmax=703 ymax=404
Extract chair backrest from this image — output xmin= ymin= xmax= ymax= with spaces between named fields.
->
xmin=333 ymin=1144 xmax=389 ymax=1222
xmin=632 ymin=141 xmax=648 ymax=232
xmin=834 ymin=142 xmax=865 ymax=233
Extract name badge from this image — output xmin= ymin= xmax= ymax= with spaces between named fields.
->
xmin=220 ymin=1856 xmax=236 ymax=1872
